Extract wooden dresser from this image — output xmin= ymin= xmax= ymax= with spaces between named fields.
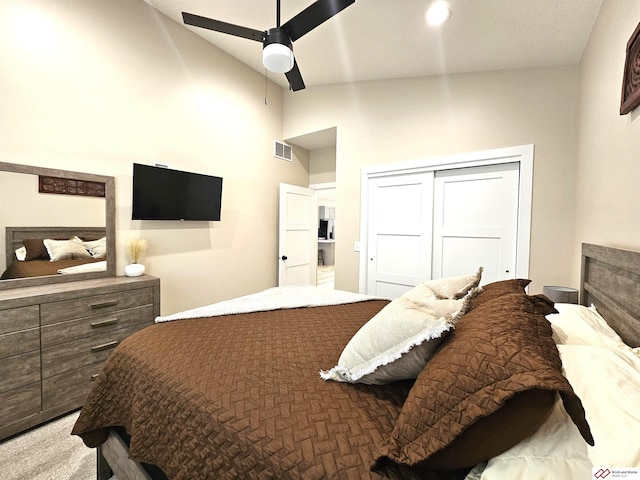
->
xmin=0 ymin=275 xmax=160 ymax=441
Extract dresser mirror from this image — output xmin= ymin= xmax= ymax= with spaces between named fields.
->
xmin=0 ymin=161 xmax=115 ymax=290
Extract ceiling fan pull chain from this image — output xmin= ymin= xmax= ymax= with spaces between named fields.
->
xmin=265 ymin=68 xmax=269 ymax=105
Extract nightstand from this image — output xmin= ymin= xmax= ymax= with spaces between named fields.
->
xmin=543 ymin=286 xmax=578 ymax=304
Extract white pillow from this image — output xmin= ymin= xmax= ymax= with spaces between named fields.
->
xmin=476 ymin=344 xmax=640 ymax=478
xmin=319 ymin=295 xmax=471 ymax=385
xmin=547 ymin=303 xmax=628 ymax=350
xmin=43 ymin=238 xmax=92 ymax=261
xmin=80 ymin=237 xmax=107 ymax=259
xmin=475 ymin=398 xmax=592 ymax=480
xmin=559 ymin=344 xmax=640 ymax=468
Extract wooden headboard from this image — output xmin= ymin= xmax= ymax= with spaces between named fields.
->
xmin=581 ymin=243 xmax=640 ymax=347
xmin=5 ymin=226 xmax=107 ymax=265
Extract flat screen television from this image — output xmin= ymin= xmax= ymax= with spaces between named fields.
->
xmin=132 ymin=163 xmax=223 ymax=221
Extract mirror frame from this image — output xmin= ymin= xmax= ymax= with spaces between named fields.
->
xmin=0 ymin=161 xmax=115 ymax=290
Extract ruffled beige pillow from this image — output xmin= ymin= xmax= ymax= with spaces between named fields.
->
xmin=319 ymin=271 xmax=481 ymax=385
xmin=402 ymin=267 xmax=483 ymax=302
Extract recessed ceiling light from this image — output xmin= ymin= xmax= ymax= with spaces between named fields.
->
xmin=426 ymin=1 xmax=451 ymax=27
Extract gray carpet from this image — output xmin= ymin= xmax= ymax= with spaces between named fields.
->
xmin=0 ymin=411 xmax=96 ymax=480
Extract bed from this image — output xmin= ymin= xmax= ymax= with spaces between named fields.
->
xmin=72 ymin=243 xmax=640 ymax=480
xmin=1 ymin=227 xmax=107 ymax=279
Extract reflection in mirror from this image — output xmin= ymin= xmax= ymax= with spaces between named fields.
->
xmin=0 ymin=162 xmax=115 ymax=291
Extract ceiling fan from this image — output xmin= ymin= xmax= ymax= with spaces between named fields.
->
xmin=182 ymin=0 xmax=355 ymax=91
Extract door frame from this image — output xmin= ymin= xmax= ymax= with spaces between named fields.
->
xmin=358 ymin=144 xmax=534 ymax=293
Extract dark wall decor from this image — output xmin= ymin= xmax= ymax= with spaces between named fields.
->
xmin=620 ymin=22 xmax=640 ymax=115
xmin=39 ymin=175 xmax=106 ymax=197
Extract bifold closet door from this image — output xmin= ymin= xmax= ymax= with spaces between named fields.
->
xmin=365 ymin=172 xmax=434 ymax=297
xmin=432 ymin=163 xmax=519 ymax=285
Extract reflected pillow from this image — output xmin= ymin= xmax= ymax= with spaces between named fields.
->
xmin=14 ymin=246 xmax=27 ymax=261
xmin=22 ymin=238 xmax=50 ymax=261
xmin=43 ymin=238 xmax=92 ymax=261
xmin=79 ymin=237 xmax=107 ymax=259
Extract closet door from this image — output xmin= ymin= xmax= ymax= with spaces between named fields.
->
xmin=432 ymin=163 xmax=519 ymax=284
xmin=365 ymin=172 xmax=434 ymax=297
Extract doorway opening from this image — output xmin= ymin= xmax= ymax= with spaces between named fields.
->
xmin=311 ymin=183 xmax=336 ymax=289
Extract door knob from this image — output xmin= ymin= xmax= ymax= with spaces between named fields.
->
xmin=281 ymin=255 xmax=288 ymax=261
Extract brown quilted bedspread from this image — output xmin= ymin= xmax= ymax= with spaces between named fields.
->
xmin=72 ymin=300 xmax=468 ymax=480
xmin=0 ymin=258 xmax=103 ymax=279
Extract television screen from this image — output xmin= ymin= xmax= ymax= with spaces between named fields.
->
xmin=132 ymin=163 xmax=223 ymax=221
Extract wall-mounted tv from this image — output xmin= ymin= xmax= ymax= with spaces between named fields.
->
xmin=132 ymin=163 xmax=223 ymax=221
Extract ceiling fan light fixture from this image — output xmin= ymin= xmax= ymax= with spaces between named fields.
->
xmin=263 ymin=42 xmax=294 ymax=73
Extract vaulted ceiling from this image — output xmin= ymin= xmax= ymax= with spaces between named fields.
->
xmin=144 ymin=0 xmax=603 ymax=90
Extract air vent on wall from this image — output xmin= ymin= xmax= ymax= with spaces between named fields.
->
xmin=274 ymin=140 xmax=292 ymax=161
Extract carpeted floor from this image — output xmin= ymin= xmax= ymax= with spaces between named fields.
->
xmin=0 ymin=411 xmax=96 ymax=480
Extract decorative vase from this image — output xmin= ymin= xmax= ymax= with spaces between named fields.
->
xmin=124 ymin=263 xmax=145 ymax=277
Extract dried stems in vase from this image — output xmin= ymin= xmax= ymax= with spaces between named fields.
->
xmin=126 ymin=238 xmax=148 ymax=264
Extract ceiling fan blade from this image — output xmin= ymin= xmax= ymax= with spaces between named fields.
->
xmin=285 ymin=60 xmax=306 ymax=91
xmin=281 ymin=0 xmax=355 ymax=42
xmin=182 ymin=12 xmax=264 ymax=42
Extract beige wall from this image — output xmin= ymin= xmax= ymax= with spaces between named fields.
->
xmin=574 ymin=0 xmax=640 ymax=280
xmin=3 ymin=0 xmax=637 ymax=311
xmin=309 ymin=146 xmax=337 ymax=184
xmin=0 ymin=0 xmax=309 ymax=315
xmin=284 ymin=67 xmax=580 ymax=294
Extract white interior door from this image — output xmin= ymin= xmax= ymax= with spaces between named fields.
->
xmin=278 ymin=183 xmax=317 ymax=286
xmin=432 ymin=163 xmax=520 ymax=284
xmin=365 ymin=172 xmax=434 ymax=297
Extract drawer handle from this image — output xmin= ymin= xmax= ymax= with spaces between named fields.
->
xmin=90 ymin=300 xmax=119 ymax=309
xmin=91 ymin=318 xmax=119 ymax=328
xmin=91 ymin=340 xmax=119 ymax=352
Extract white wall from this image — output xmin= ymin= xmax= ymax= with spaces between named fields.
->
xmin=574 ymin=0 xmax=640 ymax=281
xmin=0 ymin=0 xmax=310 ymax=314
xmin=284 ymin=66 xmax=580 ymax=293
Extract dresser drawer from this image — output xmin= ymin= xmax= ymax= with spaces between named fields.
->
xmin=0 ymin=351 xmax=40 ymax=393
xmin=41 ymin=323 xmax=148 ymax=379
xmin=0 ymin=328 xmax=39 ymax=360
xmin=0 ymin=382 xmax=41 ymax=425
xmin=41 ymin=304 xmax=153 ymax=347
xmin=42 ymin=362 xmax=103 ymax=410
xmin=0 ymin=305 xmax=39 ymax=335
xmin=40 ymin=287 xmax=154 ymax=325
